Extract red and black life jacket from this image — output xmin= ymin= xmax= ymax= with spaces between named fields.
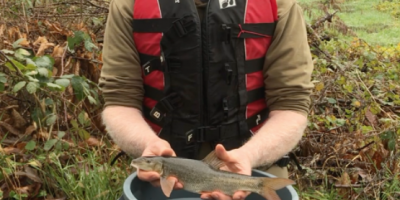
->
xmin=132 ymin=0 xmax=278 ymax=159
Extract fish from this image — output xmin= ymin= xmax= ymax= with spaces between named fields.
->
xmin=130 ymin=151 xmax=295 ymax=200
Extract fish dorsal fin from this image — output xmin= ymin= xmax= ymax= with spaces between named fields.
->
xmin=202 ymin=150 xmax=225 ymax=170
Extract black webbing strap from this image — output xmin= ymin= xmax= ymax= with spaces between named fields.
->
xmin=247 ymin=87 xmax=264 ymax=103
xmin=222 ymin=23 xmax=276 ymax=40
xmin=183 ymin=123 xmax=241 ymax=144
xmin=144 ymin=85 xmax=164 ymax=101
xmin=245 ymin=57 xmax=265 ymax=74
xmin=132 ymin=18 xmax=178 ymax=33
xmin=225 ymin=87 xmax=265 ymax=110
xmin=139 ymin=53 xmax=184 ymax=76
xmin=139 ymin=53 xmax=156 ymax=64
xmin=246 ymin=108 xmax=269 ymax=129
xmin=143 ymin=92 xmax=181 ymax=122
xmin=149 ymin=93 xmax=181 ymax=122
xmin=142 ymin=56 xmax=164 ymax=76
xmin=160 ymin=15 xmax=196 ymax=53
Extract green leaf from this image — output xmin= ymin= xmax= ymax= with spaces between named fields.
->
xmin=57 ymin=131 xmax=66 ymax=139
xmin=46 ymin=114 xmax=57 ymax=126
xmin=60 ymin=74 xmax=74 ymax=79
xmin=38 ymin=67 xmax=49 ymax=77
xmin=5 ymin=59 xmax=26 ymax=71
xmin=12 ymin=38 xmax=24 ymax=49
xmin=13 ymin=81 xmax=26 ymax=92
xmin=27 ymin=75 xmax=39 ymax=83
xmin=26 ymin=82 xmax=38 ymax=94
xmin=45 ymin=98 xmax=54 ymax=106
xmin=71 ymin=76 xmax=88 ymax=101
xmin=54 ymin=78 xmax=70 ymax=88
xmin=84 ymin=40 xmax=98 ymax=52
xmin=67 ymin=31 xmax=85 ymax=50
xmin=1 ymin=49 xmax=15 ymax=54
xmin=44 ymin=139 xmax=58 ymax=151
xmin=25 ymin=70 xmax=38 ymax=76
xmin=15 ymin=48 xmax=30 ymax=60
xmin=34 ymin=56 xmax=54 ymax=69
xmin=25 ymin=140 xmax=36 ymax=151
xmin=380 ymin=131 xmax=394 ymax=140
xmin=78 ymin=129 xmax=90 ymax=140
xmin=71 ymin=120 xmax=79 ymax=129
xmin=388 ymin=139 xmax=396 ymax=151
xmin=26 ymin=64 xmax=37 ymax=71
xmin=0 ymin=83 xmax=4 ymax=92
xmin=88 ymin=95 xmax=97 ymax=105
xmin=327 ymin=98 xmax=337 ymax=104
xmin=78 ymin=111 xmax=90 ymax=127
xmin=46 ymin=83 xmax=62 ymax=89
xmin=26 ymin=58 xmax=37 ymax=66
xmin=0 ymin=75 xmax=7 ymax=83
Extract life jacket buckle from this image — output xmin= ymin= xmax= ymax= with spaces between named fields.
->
xmin=274 ymin=155 xmax=291 ymax=168
xmin=172 ymin=17 xmax=195 ymax=38
xmin=223 ymin=98 xmax=229 ymax=119
xmin=185 ymin=126 xmax=222 ymax=144
xmin=224 ymin=63 xmax=233 ymax=85
xmin=221 ymin=24 xmax=231 ymax=43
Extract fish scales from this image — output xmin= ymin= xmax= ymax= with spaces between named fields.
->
xmin=130 ymin=151 xmax=296 ymax=200
xmin=160 ymin=157 xmax=262 ymax=195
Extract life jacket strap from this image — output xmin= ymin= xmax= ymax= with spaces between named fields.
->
xmin=246 ymin=108 xmax=269 ymax=129
xmin=221 ymin=22 xmax=276 ymax=41
xmin=223 ymin=87 xmax=265 ymax=111
xmin=149 ymin=92 xmax=182 ymax=122
xmin=184 ymin=124 xmax=240 ymax=144
xmin=141 ymin=54 xmax=182 ymax=76
xmin=244 ymin=57 xmax=264 ymax=74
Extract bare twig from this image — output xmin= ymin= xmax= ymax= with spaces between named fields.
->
xmin=60 ymin=43 xmax=68 ymax=76
xmin=312 ymin=11 xmax=338 ymax=29
xmin=85 ymin=0 xmax=108 ymax=11
xmin=335 ymin=184 xmax=364 ymax=188
xmin=22 ymin=2 xmax=29 ymax=35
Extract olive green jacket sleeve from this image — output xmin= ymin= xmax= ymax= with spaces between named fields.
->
xmin=263 ymin=0 xmax=314 ymax=115
xmin=99 ymin=0 xmax=314 ymax=115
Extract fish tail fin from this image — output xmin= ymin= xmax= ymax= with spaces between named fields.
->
xmin=258 ymin=177 xmax=295 ymax=200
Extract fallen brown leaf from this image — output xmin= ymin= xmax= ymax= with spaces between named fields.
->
xmin=0 ymin=121 xmax=23 ymax=136
xmin=14 ymin=185 xmax=35 ymax=195
xmin=24 ymin=165 xmax=43 ymax=183
xmin=11 ymin=108 xmax=27 ymax=128
xmin=24 ymin=124 xmax=37 ymax=135
xmin=86 ymin=137 xmax=102 ymax=147
xmin=365 ymin=108 xmax=377 ymax=126
xmin=0 ymin=24 xmax=5 ymax=38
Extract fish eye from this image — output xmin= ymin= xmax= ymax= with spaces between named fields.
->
xmin=146 ymin=160 xmax=150 ymax=163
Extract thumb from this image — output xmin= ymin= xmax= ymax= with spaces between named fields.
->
xmin=159 ymin=147 xmax=176 ymax=157
xmin=215 ymin=144 xmax=231 ymax=162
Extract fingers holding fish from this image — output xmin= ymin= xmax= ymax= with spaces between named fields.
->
xmin=142 ymin=139 xmax=177 ymax=157
xmin=201 ymin=191 xmax=244 ymax=200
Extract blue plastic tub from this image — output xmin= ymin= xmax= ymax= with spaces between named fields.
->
xmin=118 ymin=169 xmax=299 ymax=200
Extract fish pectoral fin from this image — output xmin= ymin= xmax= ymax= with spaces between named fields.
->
xmin=202 ymin=150 xmax=225 ymax=170
xmin=160 ymin=176 xmax=176 ymax=197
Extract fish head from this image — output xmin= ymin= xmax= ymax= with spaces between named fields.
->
xmin=130 ymin=156 xmax=163 ymax=173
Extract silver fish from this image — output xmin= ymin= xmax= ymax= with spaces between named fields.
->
xmin=130 ymin=151 xmax=295 ymax=200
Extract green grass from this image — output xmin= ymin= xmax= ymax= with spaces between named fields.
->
xmin=298 ymin=0 xmax=400 ymax=46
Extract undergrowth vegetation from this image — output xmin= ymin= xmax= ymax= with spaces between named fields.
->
xmin=0 ymin=0 xmax=399 ymax=200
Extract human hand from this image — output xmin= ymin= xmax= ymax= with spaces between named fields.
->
xmin=200 ymin=144 xmax=252 ymax=200
xmin=137 ymin=139 xmax=183 ymax=190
